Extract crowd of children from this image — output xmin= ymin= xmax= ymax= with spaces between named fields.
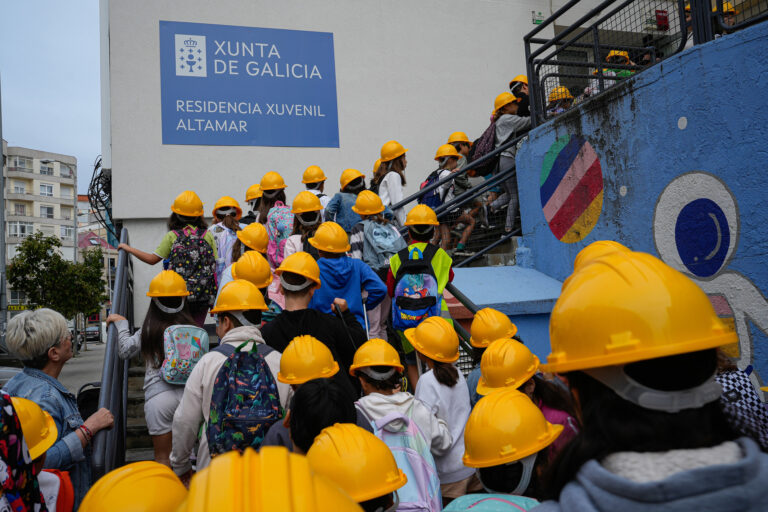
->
xmin=3 ymin=120 xmax=768 ymax=510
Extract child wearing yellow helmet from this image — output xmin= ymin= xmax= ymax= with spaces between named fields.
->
xmin=372 ymin=141 xmax=409 ymax=226
xmin=325 ymin=168 xmax=367 ymax=233
xmin=284 ymin=191 xmax=325 ymax=261
xmin=432 ymin=144 xmax=477 ymax=252
xmin=106 ymin=270 xmax=199 ymax=468
xmin=210 ymin=196 xmax=244 ymax=284
xmin=301 ymin=165 xmax=331 ymax=215
xmin=170 ymin=280 xmax=290 ymax=478
xmin=117 ymin=190 xmax=217 ymax=325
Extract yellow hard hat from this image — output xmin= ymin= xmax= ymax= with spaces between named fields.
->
xmin=447 ymin=132 xmax=471 ymax=144
xmin=404 ymin=204 xmax=439 ymax=227
xmin=606 ymin=50 xmax=630 ymax=63
xmin=79 ymin=461 xmax=187 ymax=512
xmin=494 ymin=92 xmax=519 ymax=114
xmin=548 ymin=86 xmax=574 ymax=103
xmin=372 ymin=158 xmax=382 ymax=175
xmin=434 ymin=144 xmax=462 ymax=161
xmin=308 ymin=222 xmax=351 ymax=253
xmin=10 ymin=397 xmax=57 ymax=460
xmin=292 ymin=191 xmax=324 ymax=214
xmin=542 ymin=251 xmax=737 ymax=373
xmin=380 ymin=140 xmax=408 ymax=162
xmin=213 ymin=196 xmax=243 ymax=220
xmin=469 ymin=308 xmax=518 ymax=348
xmin=307 ymin=423 xmax=407 ymax=502
xmin=146 ymin=270 xmax=190 ymax=298
xmin=509 ymin=74 xmax=529 ymax=88
xmin=573 ymin=240 xmax=630 ymax=272
xmin=176 ymin=447 xmax=363 ymax=512
xmin=476 ymin=338 xmax=540 ymax=395
xmin=302 ymin=165 xmax=327 ymax=184
xmin=276 ymin=252 xmax=322 ymax=287
xmin=405 ymin=316 xmax=459 ymax=363
xmin=715 ymin=2 xmax=738 ymax=13
xmin=210 ymin=279 xmax=268 ymax=314
xmin=349 ymin=338 xmax=404 ymax=375
xmin=685 ymin=2 xmax=691 ymax=11
xmin=236 ymin=222 xmax=269 ymax=254
xmin=260 ymin=171 xmax=287 ymax=191
xmin=277 ymin=335 xmax=340 ymax=384
xmin=340 ymin=168 xmax=365 ymax=190
xmin=245 ymin=183 xmax=263 ymax=202
xmin=351 ymin=190 xmax=385 ymax=216
xmin=171 ymin=190 xmax=204 ymax=217
xmin=463 ymin=388 xmax=563 ymax=468
xmin=232 ymin=251 xmax=273 ymax=289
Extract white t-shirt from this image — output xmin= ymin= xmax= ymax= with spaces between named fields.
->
xmin=379 ymin=171 xmax=406 ymax=226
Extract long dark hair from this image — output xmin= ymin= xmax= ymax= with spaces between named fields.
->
xmin=167 ymin=213 xmax=207 ymax=232
xmin=215 ymin=212 xmax=242 ymax=233
xmin=432 ymin=360 xmax=459 ymax=387
xmin=541 ymin=349 xmax=736 ymax=500
xmin=342 ymin=177 xmax=365 ymax=194
xmin=532 ymin=374 xmax=578 ymax=419
xmin=292 ymin=211 xmax=322 ymax=242
xmin=361 ymin=213 xmax=390 ymax=225
xmin=140 ymin=297 xmax=196 ymax=367
xmin=230 ymin=239 xmax=252 ymax=262
xmin=258 ymin=190 xmax=287 ymax=223
xmin=372 ymin=156 xmax=407 ymax=188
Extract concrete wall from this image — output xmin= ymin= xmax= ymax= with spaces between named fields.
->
xmin=515 ymin=21 xmax=768 ymax=383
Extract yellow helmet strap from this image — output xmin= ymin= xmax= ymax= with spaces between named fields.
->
xmin=297 ymin=211 xmax=322 ymax=226
xmin=216 ymin=207 xmax=238 ymax=217
xmin=584 ymin=366 xmax=722 ymax=413
xmin=230 ymin=310 xmax=256 ymax=327
xmin=262 ymin=189 xmax=280 ymax=198
xmin=358 ymin=366 xmax=397 ymax=380
xmin=152 ymin=296 xmax=185 ymax=314
xmin=247 ymin=199 xmax=260 ymax=210
xmin=280 ymin=274 xmax=313 ymax=292
xmin=476 ymin=452 xmax=536 ymax=495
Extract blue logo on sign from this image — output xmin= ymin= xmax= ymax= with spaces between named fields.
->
xmin=675 ymin=198 xmax=730 ymax=277
xmin=160 ymin=21 xmax=339 ymax=147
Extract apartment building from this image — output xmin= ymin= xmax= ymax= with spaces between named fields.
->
xmin=2 ymin=139 xmax=78 ymax=312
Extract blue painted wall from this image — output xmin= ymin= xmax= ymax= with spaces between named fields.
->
xmin=515 ymin=20 xmax=768 ymax=383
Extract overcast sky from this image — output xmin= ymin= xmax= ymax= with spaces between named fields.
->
xmin=1 ymin=0 xmax=100 ymax=194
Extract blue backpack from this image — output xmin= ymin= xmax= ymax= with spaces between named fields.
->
xmin=357 ymin=406 xmax=442 ymax=512
xmin=207 ymin=341 xmax=282 ymax=456
xmin=418 ymin=170 xmax=443 ymax=209
xmin=392 ymin=245 xmax=441 ymax=331
xmin=362 ymin=220 xmax=407 ymax=271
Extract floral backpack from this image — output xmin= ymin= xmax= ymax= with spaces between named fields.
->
xmin=168 ymin=226 xmax=217 ymax=306
xmin=266 ymin=201 xmax=294 ymax=267
xmin=161 ymin=325 xmax=209 ymax=385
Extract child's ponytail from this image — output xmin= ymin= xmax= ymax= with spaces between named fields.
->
xmin=432 ymin=360 xmax=459 ymax=388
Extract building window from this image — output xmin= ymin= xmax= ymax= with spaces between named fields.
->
xmin=60 ymin=165 xmax=73 ymax=178
xmin=40 ymin=164 xmax=54 ymax=176
xmin=40 ymin=183 xmax=54 ymax=197
xmin=60 ymin=226 xmax=74 ymax=240
xmin=13 ymin=181 xmax=26 ymax=194
xmin=9 ymin=290 xmax=27 ymax=305
xmin=61 ymin=207 xmax=72 ymax=220
xmin=60 ymin=187 xmax=73 ymax=199
xmin=13 ymin=157 xmax=31 ymax=169
xmin=14 ymin=204 xmax=26 ymax=216
xmin=40 ymin=225 xmax=54 ymax=236
xmin=40 ymin=205 xmax=55 ymax=219
xmin=8 ymin=222 xmax=34 ymax=238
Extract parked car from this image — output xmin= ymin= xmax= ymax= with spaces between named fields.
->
xmin=85 ymin=325 xmax=101 ymax=343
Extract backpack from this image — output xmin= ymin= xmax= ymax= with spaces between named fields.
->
xmin=417 ymin=170 xmax=443 ymax=209
xmin=392 ymin=245 xmax=441 ymax=331
xmin=212 ymin=223 xmax=239 ymax=282
xmin=362 ymin=220 xmax=407 ymax=271
xmin=443 ymin=495 xmax=538 ymax=511
xmin=160 ymin=325 xmax=209 ymax=385
xmin=266 ymin=202 xmax=294 ymax=267
xmin=357 ymin=406 xmax=442 ymax=512
xmin=168 ymin=227 xmax=217 ymax=305
xmin=467 ymin=121 xmax=500 ymax=177
xmin=207 ymin=342 xmax=282 ymax=456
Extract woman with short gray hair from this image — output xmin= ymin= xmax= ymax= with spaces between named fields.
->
xmin=3 ymin=308 xmax=114 ymax=509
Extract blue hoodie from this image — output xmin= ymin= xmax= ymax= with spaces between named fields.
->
xmin=309 ymin=256 xmax=387 ymax=329
xmin=533 ymin=437 xmax=768 ymax=512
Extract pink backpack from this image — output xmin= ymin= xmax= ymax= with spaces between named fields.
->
xmin=266 ymin=201 xmax=294 ymax=267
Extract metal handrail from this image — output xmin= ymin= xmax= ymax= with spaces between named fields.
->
xmin=93 ymin=228 xmax=133 ymax=478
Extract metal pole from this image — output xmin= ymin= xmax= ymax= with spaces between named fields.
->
xmin=0 ymin=74 xmax=7 ymax=346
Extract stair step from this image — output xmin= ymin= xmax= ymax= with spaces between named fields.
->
xmin=126 ymin=422 xmax=152 ymax=450
xmin=125 ymin=448 xmax=155 ymax=463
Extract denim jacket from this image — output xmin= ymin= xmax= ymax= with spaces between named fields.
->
xmin=325 ymin=192 xmax=362 ymax=233
xmin=3 ymin=367 xmax=91 ymax=508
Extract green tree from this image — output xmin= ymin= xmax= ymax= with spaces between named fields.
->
xmin=7 ymin=232 xmax=108 ymax=319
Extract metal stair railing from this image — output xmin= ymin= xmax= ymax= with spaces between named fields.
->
xmin=93 ymin=228 xmax=133 ymax=478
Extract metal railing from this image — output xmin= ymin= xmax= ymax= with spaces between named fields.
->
xmin=92 ymin=228 xmax=133 ymax=478
xmin=525 ymin=0 xmax=690 ymax=126
xmin=445 ymin=283 xmax=480 ymax=375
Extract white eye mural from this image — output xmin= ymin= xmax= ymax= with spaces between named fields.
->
xmin=653 ymin=172 xmax=738 ymax=279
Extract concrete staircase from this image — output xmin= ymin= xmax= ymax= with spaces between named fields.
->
xmin=125 ymin=364 xmax=154 ymax=463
